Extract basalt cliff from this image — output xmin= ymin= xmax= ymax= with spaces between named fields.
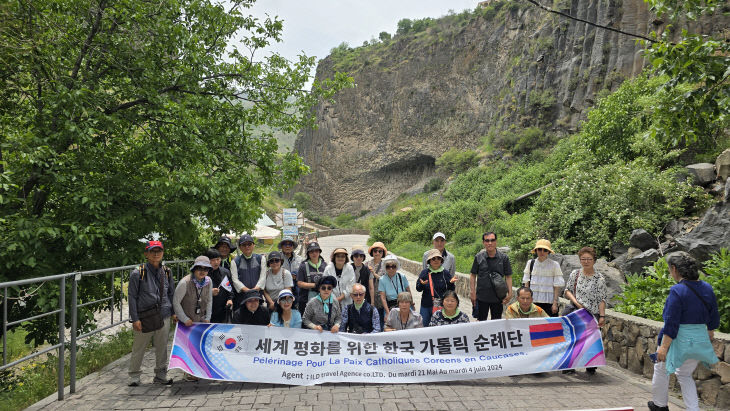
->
xmin=294 ymin=0 xmax=728 ymax=215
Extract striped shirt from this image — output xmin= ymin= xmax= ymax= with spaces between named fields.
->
xmin=523 ymin=258 xmax=565 ymax=304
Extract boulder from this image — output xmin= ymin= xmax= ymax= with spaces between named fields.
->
xmin=621 ymin=248 xmax=660 ymax=275
xmin=550 ymin=253 xmax=626 ymax=306
xmin=674 ymin=202 xmax=730 ymax=261
xmin=725 ymin=177 xmax=730 ymax=203
xmin=686 ymin=163 xmax=716 ymax=186
xmin=629 ymin=229 xmax=658 ymax=251
xmin=698 ymin=377 xmax=722 ymax=405
xmin=664 ymin=219 xmax=685 ymax=237
xmin=610 ymin=242 xmax=628 ymax=258
xmin=716 ymin=148 xmax=730 ymax=180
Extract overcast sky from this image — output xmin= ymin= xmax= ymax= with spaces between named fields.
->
xmin=247 ymin=0 xmax=478 ymax=67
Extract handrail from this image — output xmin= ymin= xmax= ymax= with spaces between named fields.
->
xmin=0 ymin=259 xmax=193 ymax=401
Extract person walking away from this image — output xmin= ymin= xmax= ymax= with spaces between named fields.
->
xmin=523 ymin=239 xmax=564 ymax=317
xmin=127 ymin=240 xmax=175 ymax=386
xmin=469 ymin=232 xmax=513 ymax=321
xmin=648 ymin=252 xmax=720 ymax=411
xmin=417 ymin=248 xmax=457 ymax=327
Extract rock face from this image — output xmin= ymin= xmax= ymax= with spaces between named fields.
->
xmin=629 ymin=229 xmax=657 ymax=251
xmin=673 ymin=202 xmax=730 ymax=261
xmin=717 ymin=149 xmax=730 ymax=180
xmin=295 ymin=1 xmax=729 ymax=215
xmin=621 ymin=248 xmax=660 ymax=275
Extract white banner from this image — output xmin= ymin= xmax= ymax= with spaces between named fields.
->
xmin=169 ymin=309 xmax=605 ymax=385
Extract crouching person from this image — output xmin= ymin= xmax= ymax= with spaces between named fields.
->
xmin=173 ymin=255 xmax=213 ymax=381
xmin=128 ymin=240 xmax=175 ymax=386
xmin=341 ymin=283 xmax=381 ymax=333
xmin=232 ymin=290 xmax=270 ymax=325
xmin=504 ymin=287 xmax=549 ymax=319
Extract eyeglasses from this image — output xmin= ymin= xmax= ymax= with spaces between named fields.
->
xmin=269 ymin=259 xmax=281 ymax=263
xmin=580 ymin=258 xmax=594 ymax=262
xmin=385 ymin=265 xmax=397 ymax=269
xmin=372 ymin=249 xmax=383 ymax=254
xmin=320 ymin=286 xmax=333 ymax=291
xmin=483 ymin=239 xmax=496 ymax=243
xmin=351 ymin=292 xmax=365 ymax=297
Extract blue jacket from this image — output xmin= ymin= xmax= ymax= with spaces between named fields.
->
xmin=659 ymin=280 xmax=720 ymax=343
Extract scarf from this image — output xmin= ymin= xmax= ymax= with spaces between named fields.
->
xmin=308 ymin=259 xmax=322 ymax=270
xmin=193 ymin=276 xmax=210 ymax=289
xmin=429 ymin=266 xmax=444 ymax=274
xmin=354 ymin=301 xmax=364 ymax=310
xmin=316 ymin=294 xmax=334 ymax=313
xmin=443 ymin=308 xmax=461 ymax=320
xmin=518 ymin=304 xmax=535 ymax=315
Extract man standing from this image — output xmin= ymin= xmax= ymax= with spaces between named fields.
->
xmin=505 ymin=287 xmax=548 ymax=319
xmin=127 ymin=240 xmax=175 ymax=386
xmin=469 ymin=232 xmax=513 ymax=320
xmin=421 ymin=232 xmax=456 ymax=276
xmin=205 ymin=248 xmax=234 ymax=323
xmin=231 ymin=234 xmax=264 ymax=309
xmin=213 ymin=236 xmax=237 ymax=273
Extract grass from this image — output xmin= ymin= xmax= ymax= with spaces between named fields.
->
xmin=0 ymin=326 xmax=136 ymax=411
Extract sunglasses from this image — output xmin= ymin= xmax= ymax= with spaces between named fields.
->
xmin=269 ymin=259 xmax=281 ymax=263
xmin=372 ymin=249 xmax=384 ymax=253
xmin=351 ymin=292 xmax=365 ymax=297
xmin=320 ymin=285 xmax=333 ymax=291
xmin=279 ymin=297 xmax=293 ymax=303
xmin=385 ymin=265 xmax=397 ymax=269
xmin=536 ymin=248 xmax=548 ymax=252
xmin=483 ymin=239 xmax=496 ymax=243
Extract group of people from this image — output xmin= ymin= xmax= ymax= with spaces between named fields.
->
xmin=126 ymin=231 xmax=721 ymax=411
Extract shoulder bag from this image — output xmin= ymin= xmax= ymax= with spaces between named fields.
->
xmin=137 ymin=265 xmax=167 ymax=333
xmin=428 ymin=272 xmax=443 ymax=314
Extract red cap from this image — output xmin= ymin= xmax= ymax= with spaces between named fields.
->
xmin=145 ymin=240 xmax=164 ymax=250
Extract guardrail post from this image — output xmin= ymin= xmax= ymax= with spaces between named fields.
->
xmin=58 ymin=276 xmax=65 ymax=401
xmin=3 ymin=288 xmax=7 ymax=366
xmin=70 ymin=273 xmax=78 ymax=393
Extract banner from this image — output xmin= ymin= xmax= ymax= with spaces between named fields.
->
xmin=169 ymin=309 xmax=605 ymax=385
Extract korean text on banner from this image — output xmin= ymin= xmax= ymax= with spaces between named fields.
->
xmin=169 ymin=309 xmax=605 ymax=386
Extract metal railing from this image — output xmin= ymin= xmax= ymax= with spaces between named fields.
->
xmin=0 ymin=259 xmax=192 ymax=401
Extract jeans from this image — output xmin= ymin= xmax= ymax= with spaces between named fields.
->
xmin=420 ymin=306 xmax=433 ymax=327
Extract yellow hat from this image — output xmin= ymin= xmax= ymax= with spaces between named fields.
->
xmin=531 ymin=239 xmax=555 ymax=254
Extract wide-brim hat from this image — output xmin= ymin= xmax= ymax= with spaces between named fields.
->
xmin=306 ymin=242 xmax=322 ymax=255
xmin=425 ymin=248 xmax=443 ymax=263
xmin=368 ymin=241 xmax=388 ymax=257
xmin=190 ymin=255 xmax=212 ymax=272
xmin=351 ymin=246 xmax=367 ymax=258
xmin=242 ymin=289 xmax=264 ymax=303
xmin=278 ymin=236 xmax=296 ymax=249
xmin=330 ymin=248 xmax=349 ymax=263
xmin=316 ymin=275 xmax=338 ymax=289
xmin=214 ymin=236 xmax=236 ymax=251
xmin=532 ymin=239 xmax=555 ymax=254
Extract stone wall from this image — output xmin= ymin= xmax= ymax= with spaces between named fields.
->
xmin=396 ymin=255 xmax=730 ymax=408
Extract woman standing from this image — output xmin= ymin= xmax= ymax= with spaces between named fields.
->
xmin=268 ymin=289 xmax=302 ymax=328
xmin=648 ymin=252 xmax=720 ymax=411
xmin=257 ymin=251 xmax=293 ymax=310
xmin=367 ymin=242 xmax=388 ymax=329
xmin=522 ymin=239 xmax=565 ymax=317
xmin=351 ymin=247 xmax=375 ymax=306
xmin=303 ymin=276 xmax=342 ymax=332
xmin=384 ymin=292 xmax=422 ymax=331
xmin=416 ymin=249 xmax=457 ymax=327
xmin=296 ymin=242 xmax=327 ymax=314
xmin=378 ymin=254 xmax=412 ymax=320
xmin=429 ymin=290 xmax=470 ymax=326
xmin=323 ymin=248 xmax=356 ymax=308
xmin=563 ymin=246 xmax=607 ymax=375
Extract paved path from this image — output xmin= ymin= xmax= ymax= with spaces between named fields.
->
xmin=28 ymin=235 xmax=689 ymax=411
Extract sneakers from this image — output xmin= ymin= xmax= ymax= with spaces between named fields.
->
xmin=152 ymin=376 xmax=174 ymax=385
xmin=586 ymin=367 xmax=597 ymax=375
xmin=127 ymin=381 xmax=140 ymax=387
xmin=647 ymin=401 xmax=669 ymax=411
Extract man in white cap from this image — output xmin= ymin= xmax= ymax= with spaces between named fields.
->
xmin=422 ymin=232 xmax=456 ymax=275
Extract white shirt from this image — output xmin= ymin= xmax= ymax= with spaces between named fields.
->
xmin=523 ymin=258 xmax=565 ymax=304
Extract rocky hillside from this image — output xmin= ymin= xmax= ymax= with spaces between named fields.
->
xmin=295 ymin=0 xmax=728 ymax=215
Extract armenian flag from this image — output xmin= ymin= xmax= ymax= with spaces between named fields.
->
xmin=529 ymin=322 xmax=565 ymax=346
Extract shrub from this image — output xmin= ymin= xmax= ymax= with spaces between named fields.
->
xmin=614 ymin=258 xmax=673 ymax=321
xmin=378 ymin=31 xmax=391 ymax=42
xmin=435 ymin=148 xmax=478 ymax=174
xmin=423 ymin=177 xmax=443 ymax=193
xmin=703 ymin=248 xmax=730 ymax=332
xmin=292 ymin=192 xmax=311 ymax=210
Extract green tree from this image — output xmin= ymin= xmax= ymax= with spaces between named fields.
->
xmin=0 ymin=0 xmax=351 ymax=344
xmin=643 ymin=0 xmax=729 ymax=148
xmin=378 ymin=31 xmax=391 ymax=42
xmin=396 ymin=18 xmax=413 ymax=35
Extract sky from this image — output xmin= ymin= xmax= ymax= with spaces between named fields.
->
xmin=246 ymin=0 xmax=478 ymax=67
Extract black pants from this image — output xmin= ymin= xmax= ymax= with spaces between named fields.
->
xmin=477 ymin=301 xmax=503 ymax=321
xmin=535 ymin=302 xmax=559 ymax=317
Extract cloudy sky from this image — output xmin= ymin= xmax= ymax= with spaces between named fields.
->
xmin=247 ymin=0 xmax=478 ymax=66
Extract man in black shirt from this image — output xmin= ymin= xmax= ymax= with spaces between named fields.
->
xmin=469 ymin=232 xmax=513 ymax=320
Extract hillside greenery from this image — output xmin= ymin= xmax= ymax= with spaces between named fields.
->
xmin=370 ymin=75 xmax=722 ymax=276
